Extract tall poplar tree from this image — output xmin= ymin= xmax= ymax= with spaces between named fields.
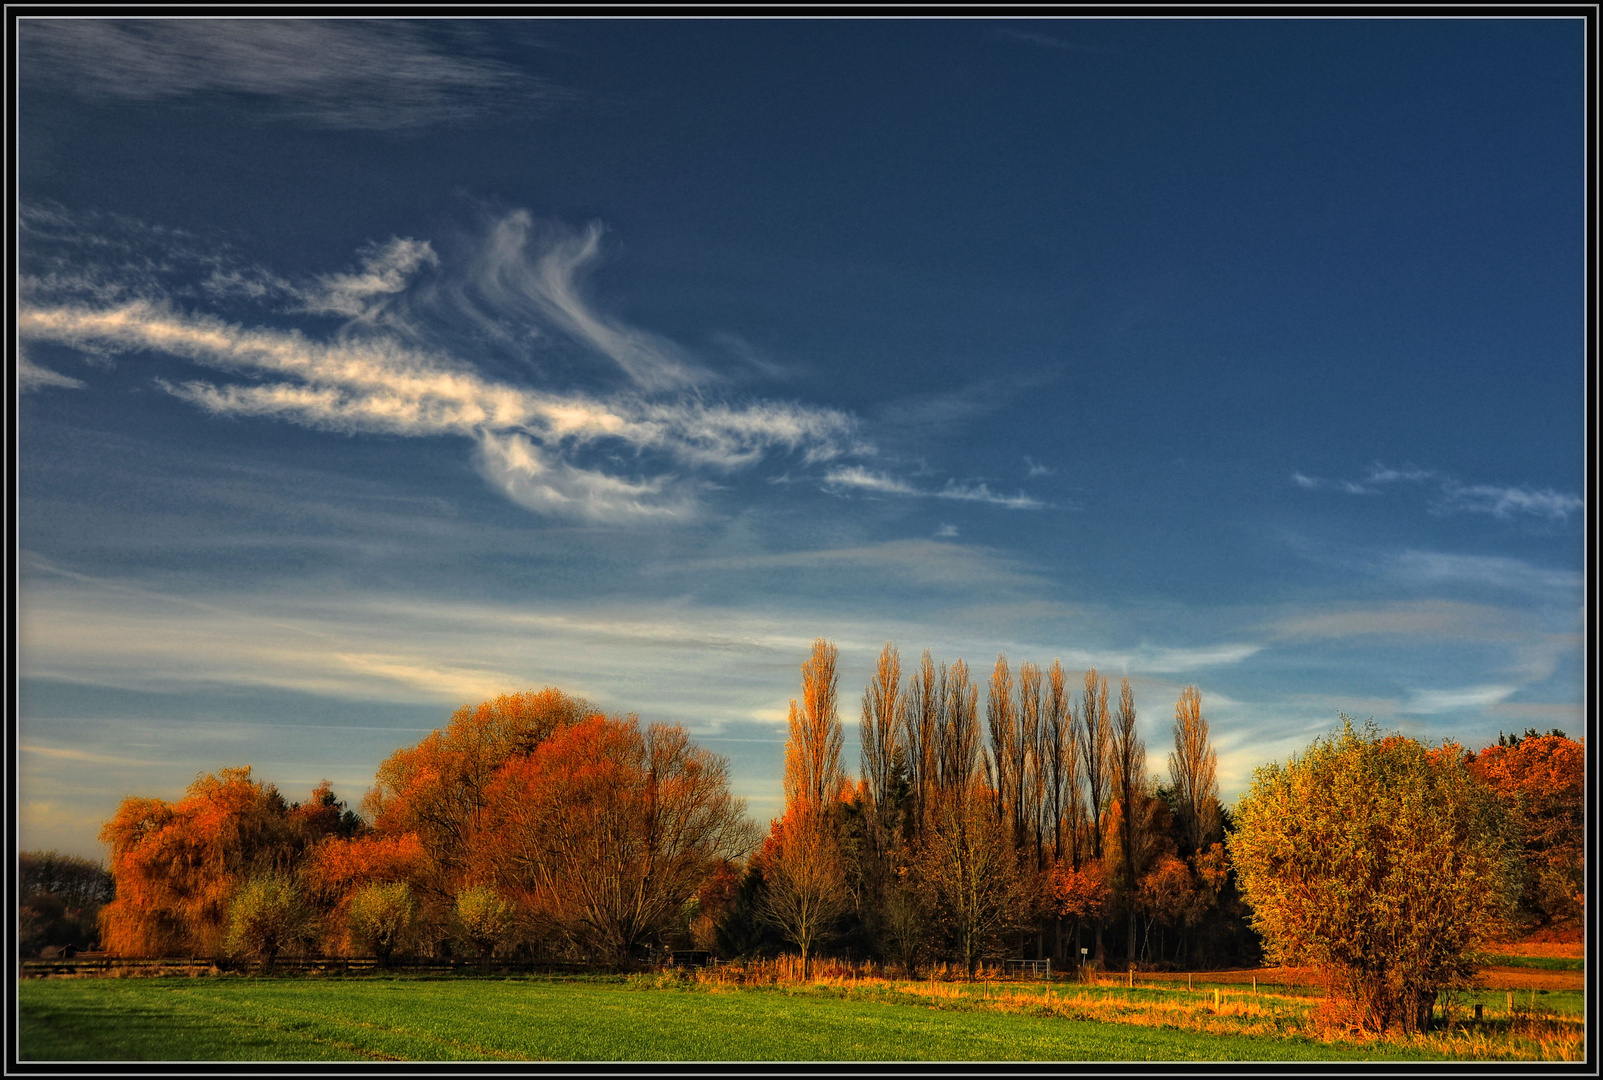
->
xmin=1111 ymin=677 xmax=1145 ymax=966
xmin=985 ymin=655 xmax=1018 ymax=835
xmin=1168 ymin=686 xmax=1220 ymax=857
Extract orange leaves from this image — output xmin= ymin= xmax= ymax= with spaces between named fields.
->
xmin=97 ymin=688 xmax=748 ymax=963
xmin=97 ymin=766 xmax=312 ymax=957
xmin=784 ymin=639 xmax=847 ymax=816
xmin=471 ymin=712 xmax=753 ymax=960
xmin=302 ymin=833 xmax=426 ymax=902
xmin=1466 ymin=733 xmax=1585 ymax=924
xmin=1137 ymin=853 xmax=1203 ymax=929
xmin=1049 ymin=859 xmax=1110 ymax=922
xmin=363 ymin=686 xmax=601 ymax=886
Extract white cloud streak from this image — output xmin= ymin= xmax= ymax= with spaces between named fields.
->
xmin=459 ymin=214 xmax=707 ymax=392
xmin=18 ymin=212 xmax=865 ymax=523
xmin=19 ymin=18 xmax=551 ymax=130
xmin=1270 ymin=599 xmax=1521 ymax=642
xmin=18 ymin=349 xmax=84 ymax=391
xmin=1402 ymin=684 xmax=1520 ymax=715
xmin=1387 ymin=550 xmax=1583 ymax=599
xmin=474 ymin=431 xmax=694 ymax=523
xmin=1292 ymin=462 xmax=1581 ymax=522
xmin=824 ymin=467 xmax=1047 ymax=509
xmin=937 ymin=480 xmax=1046 ymax=510
xmin=824 ymin=466 xmax=919 ymax=496
xmin=1437 ymin=483 xmax=1584 ymax=521
xmin=299 ymin=237 xmax=438 ymax=317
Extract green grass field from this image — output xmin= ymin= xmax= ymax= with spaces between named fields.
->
xmin=17 ymin=975 xmax=1487 ymax=1062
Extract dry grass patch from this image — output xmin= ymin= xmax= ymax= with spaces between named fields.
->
xmin=671 ymin=959 xmax=1581 ymax=1061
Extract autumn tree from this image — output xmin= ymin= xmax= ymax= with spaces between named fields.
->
xmin=1110 ymin=677 xmax=1145 ymax=965
xmin=854 ymin=642 xmax=905 ymax=946
xmin=226 ymin=875 xmax=314 ymax=971
xmin=758 ymin=805 xmax=849 ymax=977
xmin=1017 ymin=661 xmax=1046 ymax=868
xmin=788 ymin=639 xmax=847 ymax=811
xmin=1049 ymin=858 xmax=1110 ymax=959
xmin=299 ymin=831 xmax=428 ymax=954
xmin=98 ymin=767 xmax=303 ymax=956
xmin=1042 ymin=661 xmax=1079 ymax=868
xmin=347 ymin=881 xmax=417 ymax=966
xmin=454 ymin=885 xmax=514 ymax=963
xmin=900 ymin=650 xmax=944 ymax=839
xmin=919 ymin=781 xmax=1028 ymax=977
xmin=1137 ymin=854 xmax=1202 ymax=964
xmin=763 ymin=638 xmax=850 ymax=975
xmin=860 ymin=642 xmax=903 ymax=824
xmin=688 ymin=860 xmax=743 ymax=953
xmin=477 ymin=715 xmax=755 ymax=962
xmin=939 ymin=659 xmax=981 ymax=800
xmin=1466 ymin=731 xmax=1585 ymax=926
xmin=1168 ymin=686 xmax=1221 ymax=857
xmin=288 ymin=781 xmax=363 ymax=846
xmin=1078 ymin=671 xmax=1111 ymax=862
xmin=985 ymin=655 xmax=1019 ymax=842
xmin=362 ymin=689 xmax=601 ymax=905
xmin=1230 ymin=718 xmax=1522 ymax=1033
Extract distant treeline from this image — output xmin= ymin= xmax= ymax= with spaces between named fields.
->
xmin=28 ymin=646 xmax=1581 ymax=972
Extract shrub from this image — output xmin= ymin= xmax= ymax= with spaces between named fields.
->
xmin=1229 ymin=718 xmax=1521 ymax=1033
xmin=347 ymin=881 xmax=417 ymax=966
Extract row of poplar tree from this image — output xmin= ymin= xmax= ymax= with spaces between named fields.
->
xmin=731 ymin=639 xmax=1257 ymax=976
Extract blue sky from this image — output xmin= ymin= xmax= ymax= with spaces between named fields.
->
xmin=16 ymin=17 xmax=1587 ymax=858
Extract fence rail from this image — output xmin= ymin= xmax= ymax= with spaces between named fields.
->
xmin=17 ymin=956 xmax=645 ymax=978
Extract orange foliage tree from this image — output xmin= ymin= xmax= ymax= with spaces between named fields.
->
xmin=1466 ymin=731 xmax=1585 ymax=926
xmin=98 ymin=767 xmax=307 ymax=956
xmin=474 ymin=713 xmax=755 ymax=961
xmin=760 ymin=638 xmax=849 ymax=974
xmin=362 ymin=690 xmax=602 ymax=898
xmin=96 ymin=688 xmax=752 ymax=963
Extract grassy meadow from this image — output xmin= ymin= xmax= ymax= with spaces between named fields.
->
xmin=17 ymin=963 xmax=1584 ymax=1063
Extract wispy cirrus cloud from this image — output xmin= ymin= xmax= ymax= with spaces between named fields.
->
xmin=1269 ymin=599 xmax=1521 ymax=642
xmin=453 ymin=214 xmax=709 ymax=392
xmin=1438 ymin=483 xmax=1584 ymax=521
xmin=18 ymin=210 xmax=865 ymax=524
xmin=18 ymin=348 xmax=83 ymax=391
xmin=823 ymin=466 xmax=920 ymax=497
xmin=1292 ymin=462 xmax=1582 ymax=521
xmin=824 ymin=466 xmax=1047 ymax=509
xmin=668 ymin=537 xmax=1046 ymax=590
xmin=937 ymin=480 xmax=1046 ymax=510
xmin=19 ymin=18 xmax=556 ymax=130
xmin=1387 ymin=550 xmax=1583 ymax=600
xmin=298 ymin=237 xmax=439 ymax=318
xmin=1402 ymin=683 xmax=1520 ymax=715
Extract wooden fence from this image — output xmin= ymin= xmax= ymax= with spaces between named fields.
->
xmin=18 ymin=956 xmax=646 ymax=978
